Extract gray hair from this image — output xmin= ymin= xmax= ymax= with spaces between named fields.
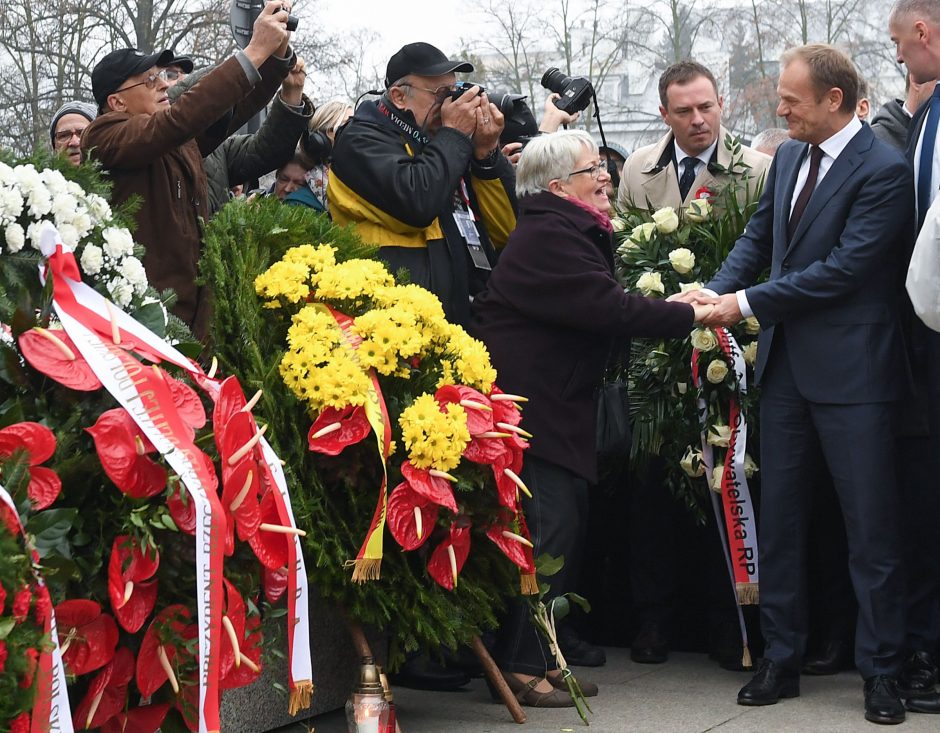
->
xmin=891 ymin=0 xmax=940 ymax=24
xmin=750 ymin=127 xmax=790 ymax=155
xmin=515 ymin=130 xmax=598 ymax=197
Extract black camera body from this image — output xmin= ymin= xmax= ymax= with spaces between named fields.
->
xmin=541 ymin=68 xmax=594 ymax=114
xmin=447 ymin=81 xmax=485 ymax=101
xmin=230 ymin=0 xmax=297 ymax=50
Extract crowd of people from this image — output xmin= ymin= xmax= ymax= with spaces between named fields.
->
xmin=34 ymin=0 xmax=940 ymax=725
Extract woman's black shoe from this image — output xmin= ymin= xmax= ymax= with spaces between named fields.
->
xmin=737 ymin=659 xmax=800 ymax=706
xmin=802 ymin=638 xmax=854 ymax=675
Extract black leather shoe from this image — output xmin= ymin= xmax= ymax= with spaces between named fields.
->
xmin=630 ymin=622 xmax=668 ymax=664
xmin=802 ymin=638 xmax=854 ymax=676
xmin=864 ymin=675 xmax=906 ymax=725
xmin=557 ymin=629 xmax=606 ymax=667
xmin=390 ymin=653 xmax=472 ymax=691
xmin=906 ymin=691 xmax=940 ymax=713
xmin=898 ymin=651 xmax=939 ymax=698
xmin=737 ymin=659 xmax=800 ymax=706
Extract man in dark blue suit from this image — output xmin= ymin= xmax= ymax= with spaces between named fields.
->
xmin=675 ymin=44 xmax=913 ymax=725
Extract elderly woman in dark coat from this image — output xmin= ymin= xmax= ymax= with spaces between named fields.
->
xmin=471 ymin=130 xmax=710 ymax=706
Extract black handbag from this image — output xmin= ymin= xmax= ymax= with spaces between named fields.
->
xmin=595 ymin=377 xmax=631 ymax=457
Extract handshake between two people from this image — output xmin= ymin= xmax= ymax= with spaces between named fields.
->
xmin=667 ymin=289 xmax=744 ymax=328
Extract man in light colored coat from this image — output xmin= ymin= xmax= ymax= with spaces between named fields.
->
xmin=617 ymin=60 xmax=769 ymax=212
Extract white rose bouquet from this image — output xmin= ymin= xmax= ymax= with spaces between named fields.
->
xmin=611 ymin=134 xmax=766 ymax=515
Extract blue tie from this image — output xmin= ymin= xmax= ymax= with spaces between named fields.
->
xmin=917 ymin=87 xmax=940 ymax=228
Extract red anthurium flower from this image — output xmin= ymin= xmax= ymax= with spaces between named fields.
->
xmin=488 ymin=386 xmax=524 ymax=427
xmin=220 ymin=453 xmax=261 ymax=556
xmin=87 ymin=409 xmax=167 ymax=499
xmin=101 ymin=703 xmax=170 ymax=733
xmin=18 ymin=328 xmax=102 ymax=391
xmin=0 ymin=422 xmax=62 ymax=510
xmin=486 ymin=512 xmax=536 ymax=572
xmin=219 ymin=578 xmax=247 ymax=680
xmin=307 ymin=404 xmax=371 ymax=455
xmin=248 ymin=489 xmax=290 ymax=570
xmin=56 ymin=599 xmax=119 ymax=676
xmin=492 ymin=448 xmax=526 ymax=511
xmin=262 ymin=565 xmax=288 ymax=604
xmin=386 ymin=482 xmax=439 ymax=551
xmin=514 ymin=511 xmax=537 ymax=575
xmin=427 ymin=524 xmax=471 ymax=591
xmin=167 ymin=484 xmax=196 ymax=535
xmin=108 ymin=535 xmax=159 ymax=633
xmin=434 ymin=384 xmax=494 ymax=436
xmin=400 ymin=461 xmax=458 ymax=513
xmin=137 ymin=605 xmax=191 ymax=697
xmin=160 ymin=370 xmax=207 ymax=432
xmin=72 ymin=647 xmax=135 ymax=730
xmin=222 ymin=612 xmax=262 ymax=690
xmin=212 ymin=376 xmax=249 ymax=433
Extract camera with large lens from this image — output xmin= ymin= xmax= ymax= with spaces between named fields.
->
xmin=230 ymin=0 xmax=298 ymax=49
xmin=493 ymin=92 xmax=538 ymax=148
xmin=541 ymin=67 xmax=594 ymax=114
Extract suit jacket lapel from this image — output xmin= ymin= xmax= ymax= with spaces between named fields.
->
xmin=785 ymin=127 xmax=870 ymax=255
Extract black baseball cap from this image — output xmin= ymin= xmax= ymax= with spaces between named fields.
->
xmin=167 ymin=54 xmax=194 ymax=73
xmin=384 ymin=42 xmax=473 ymax=88
xmin=92 ymin=48 xmax=174 ymax=108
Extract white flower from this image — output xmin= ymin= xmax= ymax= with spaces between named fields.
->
xmin=652 ymin=206 xmax=679 ymax=233
xmin=80 ymin=244 xmax=104 ymax=275
xmin=744 ymin=316 xmax=761 ymax=334
xmin=686 ymin=197 xmax=712 ymax=222
xmin=711 ymin=466 xmax=725 ymax=493
xmin=707 ymin=423 xmax=731 ymax=448
xmin=58 ymin=223 xmax=79 ymax=248
xmin=26 ymin=221 xmax=44 ymax=250
xmin=668 ymin=247 xmax=695 ymax=275
xmin=109 ymin=278 xmax=134 ymax=307
xmin=4 ymin=222 xmax=25 ymax=253
xmin=706 ymin=358 xmax=729 ymax=384
xmin=72 ymin=211 xmax=92 ymax=238
xmin=39 ymin=169 xmax=69 ymax=195
xmin=636 ymin=271 xmax=665 ymax=296
xmin=102 ymin=227 xmax=134 ymax=259
xmin=680 ymin=281 xmax=704 ymax=293
xmin=680 ymin=447 xmax=705 ymax=477
xmin=630 ymin=222 xmax=656 ymax=243
xmin=0 ymin=186 xmax=24 ymax=222
xmin=51 ymin=194 xmax=79 ymax=225
xmin=690 ymin=328 xmax=718 ymax=352
xmin=119 ymin=255 xmax=149 ymax=294
xmin=744 ymin=454 xmax=759 ymax=478
xmin=86 ymin=194 xmax=112 ymax=222
xmin=676 ymin=382 xmax=687 ymax=395
xmin=742 ymin=342 xmax=758 ymax=366
xmin=610 ymin=217 xmax=626 ymax=232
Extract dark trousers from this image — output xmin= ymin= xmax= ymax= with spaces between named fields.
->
xmin=493 ymin=455 xmax=589 ymax=676
xmin=759 ymin=343 xmax=905 ymax=679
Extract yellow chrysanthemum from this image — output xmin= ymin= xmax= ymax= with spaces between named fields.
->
xmin=399 ymin=394 xmax=470 ymax=472
xmin=314 ymin=259 xmax=394 ymax=302
xmin=440 ymin=325 xmax=497 ymax=391
xmin=254 ymin=260 xmax=311 ymax=305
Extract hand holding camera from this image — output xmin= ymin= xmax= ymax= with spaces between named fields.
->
xmin=440 ymin=83 xmax=484 ymax=138
xmin=239 ymin=0 xmax=295 ymax=67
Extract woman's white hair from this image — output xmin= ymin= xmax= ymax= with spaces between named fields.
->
xmin=310 ymin=100 xmax=353 ymax=133
xmin=515 ymin=130 xmax=599 ymax=197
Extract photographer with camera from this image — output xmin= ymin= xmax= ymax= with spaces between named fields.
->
xmin=328 ymin=41 xmax=517 ymax=327
xmin=499 ymin=93 xmax=581 ymax=165
xmin=82 ymin=1 xmax=298 ymax=340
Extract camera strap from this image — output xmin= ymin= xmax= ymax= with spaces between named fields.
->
xmin=376 ymin=99 xmax=431 ymax=148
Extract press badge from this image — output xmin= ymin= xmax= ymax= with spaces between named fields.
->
xmin=453 ymin=210 xmax=491 ymax=270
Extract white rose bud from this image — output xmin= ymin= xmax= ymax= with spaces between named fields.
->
xmin=706 ymin=358 xmax=729 ymax=384
xmin=676 ymin=382 xmax=688 ymax=395
xmin=680 ymin=446 xmax=705 ymax=477
xmin=680 ymin=281 xmax=704 ymax=293
xmin=711 ymin=466 xmax=725 ymax=493
xmin=4 ymin=222 xmax=25 ymax=253
xmin=744 ymin=316 xmax=761 ymax=334
xmin=707 ymin=423 xmax=731 ymax=448
xmin=636 ymin=271 xmax=665 ymax=296
xmin=668 ymin=247 xmax=695 ymax=275
xmin=80 ymin=243 xmax=104 ymax=275
xmin=742 ymin=341 xmax=758 ymax=366
xmin=686 ymin=197 xmax=712 ymax=222
xmin=630 ymin=222 xmax=657 ymax=243
xmin=690 ymin=328 xmax=718 ymax=352
xmin=652 ymin=206 xmax=679 ymax=234
xmin=744 ymin=453 xmax=759 ymax=478
xmin=610 ymin=217 xmax=626 ymax=232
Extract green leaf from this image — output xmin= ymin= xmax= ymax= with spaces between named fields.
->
xmin=565 ymin=592 xmax=591 ymax=614
xmin=548 ymin=596 xmax=570 ymax=621
xmin=0 ymin=616 xmax=15 ymax=639
xmin=535 ymin=553 xmax=565 ymax=578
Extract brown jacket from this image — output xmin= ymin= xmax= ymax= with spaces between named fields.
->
xmin=617 ymin=126 xmax=770 ymax=212
xmin=83 ymin=53 xmax=293 ymax=338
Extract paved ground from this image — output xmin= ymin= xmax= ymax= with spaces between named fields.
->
xmin=273 ymin=649 xmax=939 ymax=732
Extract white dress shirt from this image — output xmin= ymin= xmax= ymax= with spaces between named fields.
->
xmin=675 ymin=138 xmax=718 ymax=181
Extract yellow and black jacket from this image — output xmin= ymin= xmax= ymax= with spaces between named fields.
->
xmin=328 ymin=98 xmax=516 ymax=325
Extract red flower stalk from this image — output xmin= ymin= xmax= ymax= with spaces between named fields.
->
xmin=87 ymin=409 xmax=167 ymax=499
xmin=107 ymin=535 xmax=159 ymax=633
xmin=307 ymin=404 xmax=371 ymax=455
xmin=136 ymin=605 xmax=191 ymax=697
xmin=427 ymin=524 xmax=471 ymax=591
xmin=17 ymin=327 xmax=102 ymax=391
xmin=56 ymin=599 xmax=119 ymax=676
xmin=72 ymin=647 xmax=135 ymax=730
xmin=0 ymin=422 xmax=62 ymax=510
xmin=386 ymin=482 xmax=439 ymax=551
